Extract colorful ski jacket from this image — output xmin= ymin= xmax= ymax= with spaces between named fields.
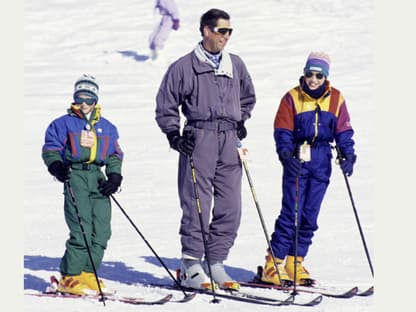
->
xmin=42 ymin=104 xmax=123 ymax=175
xmin=274 ymin=80 xmax=355 ymax=158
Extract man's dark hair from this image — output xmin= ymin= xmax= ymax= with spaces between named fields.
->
xmin=199 ymin=8 xmax=230 ymax=36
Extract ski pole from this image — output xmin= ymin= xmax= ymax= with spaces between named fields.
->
xmin=65 ymin=180 xmax=106 ymax=306
xmin=335 ymin=146 xmax=374 ymax=277
xmin=292 ymin=172 xmax=301 ymax=295
xmin=189 ymin=156 xmax=220 ymax=303
xmin=109 ymin=195 xmax=193 ymax=299
xmin=236 ymin=142 xmax=291 ymax=289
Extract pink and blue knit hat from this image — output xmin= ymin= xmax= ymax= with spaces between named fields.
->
xmin=304 ymin=52 xmax=331 ymax=77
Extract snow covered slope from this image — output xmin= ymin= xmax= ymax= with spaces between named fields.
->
xmin=23 ymin=0 xmax=377 ymax=311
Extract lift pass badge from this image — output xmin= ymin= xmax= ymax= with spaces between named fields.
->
xmin=299 ymin=143 xmax=311 ymax=162
xmin=80 ymin=130 xmax=95 ymax=148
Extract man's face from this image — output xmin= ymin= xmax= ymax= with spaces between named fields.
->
xmin=203 ymin=18 xmax=233 ymax=53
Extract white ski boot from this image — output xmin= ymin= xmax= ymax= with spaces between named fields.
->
xmin=204 ymin=260 xmax=240 ymax=290
xmin=178 ymin=259 xmax=217 ymax=290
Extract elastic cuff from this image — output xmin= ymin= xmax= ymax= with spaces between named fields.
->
xmin=166 ymin=130 xmax=180 ymax=141
xmin=181 ymin=253 xmax=201 ymax=261
xmin=278 ymin=150 xmax=293 ymax=161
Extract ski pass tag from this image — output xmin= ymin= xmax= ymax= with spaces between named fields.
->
xmin=299 ymin=142 xmax=311 ymax=162
xmin=80 ymin=130 xmax=95 ymax=148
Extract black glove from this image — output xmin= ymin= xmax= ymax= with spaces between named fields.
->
xmin=98 ymin=173 xmax=123 ymax=196
xmin=340 ymin=154 xmax=357 ymax=177
xmin=236 ymin=120 xmax=247 ymax=140
xmin=172 ymin=19 xmax=180 ymax=31
xmin=48 ymin=161 xmax=69 ymax=183
xmin=279 ymin=151 xmax=302 ymax=176
xmin=166 ymin=130 xmax=195 ymax=156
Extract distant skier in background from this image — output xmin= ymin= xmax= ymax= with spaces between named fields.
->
xmin=155 ymin=8 xmax=256 ymax=290
xmin=261 ymin=52 xmax=357 ymax=286
xmin=149 ymin=0 xmax=180 ymax=61
xmin=42 ymin=74 xmax=124 ymax=295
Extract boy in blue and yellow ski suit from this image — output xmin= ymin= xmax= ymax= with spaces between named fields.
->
xmin=261 ymin=53 xmax=356 ymax=286
xmin=42 ymin=74 xmax=123 ymax=295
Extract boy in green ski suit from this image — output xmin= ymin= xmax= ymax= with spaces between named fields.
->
xmin=42 ymin=74 xmax=123 ymax=295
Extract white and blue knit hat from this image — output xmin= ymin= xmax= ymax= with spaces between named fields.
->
xmin=73 ymin=74 xmax=99 ymax=100
xmin=304 ymin=52 xmax=331 ymax=77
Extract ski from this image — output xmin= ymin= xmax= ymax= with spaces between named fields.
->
xmin=243 ymin=265 xmax=367 ymax=298
xmin=191 ymin=288 xmax=292 ymax=306
xmin=240 ymin=281 xmax=359 ymax=298
xmin=227 ymin=288 xmax=322 ymax=306
xmin=25 ymin=291 xmax=173 ymax=305
xmin=49 ymin=274 xmax=197 ymax=303
xmin=147 ymin=283 xmax=322 ymax=306
xmin=25 ymin=275 xmax=174 ymax=305
xmin=357 ymin=286 xmax=374 ymax=297
xmin=147 ymin=283 xmax=290 ymax=306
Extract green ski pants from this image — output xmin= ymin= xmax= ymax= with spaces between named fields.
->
xmin=59 ymin=166 xmax=111 ymax=276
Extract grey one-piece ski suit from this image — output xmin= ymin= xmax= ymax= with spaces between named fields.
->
xmin=155 ymin=43 xmax=256 ymax=261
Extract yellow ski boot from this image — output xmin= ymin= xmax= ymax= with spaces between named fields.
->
xmin=57 ymin=275 xmax=91 ymax=295
xmin=285 ymin=256 xmax=315 ymax=286
xmin=80 ymin=271 xmax=113 ymax=295
xmin=261 ymin=252 xmax=292 ymax=286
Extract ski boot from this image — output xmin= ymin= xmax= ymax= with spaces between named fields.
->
xmin=285 ymin=256 xmax=315 ymax=286
xmin=178 ymin=259 xmax=217 ymax=291
xmin=204 ymin=260 xmax=240 ymax=290
xmin=80 ymin=271 xmax=114 ymax=295
xmin=261 ymin=252 xmax=292 ymax=287
xmin=57 ymin=275 xmax=93 ymax=295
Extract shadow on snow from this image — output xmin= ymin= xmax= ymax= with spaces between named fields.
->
xmin=24 ymin=255 xmax=255 ymax=291
xmin=116 ymin=50 xmax=149 ymax=62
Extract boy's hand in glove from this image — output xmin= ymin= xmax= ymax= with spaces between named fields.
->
xmin=98 ymin=173 xmax=123 ymax=196
xmin=48 ymin=161 xmax=69 ymax=183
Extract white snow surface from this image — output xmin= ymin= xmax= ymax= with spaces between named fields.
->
xmin=23 ymin=0 xmax=377 ymax=311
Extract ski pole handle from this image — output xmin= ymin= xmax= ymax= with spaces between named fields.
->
xmin=236 ymin=140 xmax=249 ymax=162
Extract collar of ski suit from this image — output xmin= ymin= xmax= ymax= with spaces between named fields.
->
xmin=68 ymin=104 xmax=101 ymax=125
xmin=193 ymin=43 xmax=233 ymax=78
xmin=299 ymin=79 xmax=331 ymax=101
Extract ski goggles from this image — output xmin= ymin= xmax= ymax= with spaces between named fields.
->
xmin=304 ymin=71 xmax=325 ymax=80
xmin=73 ymin=95 xmax=97 ymax=106
xmin=210 ymin=26 xmax=233 ymax=35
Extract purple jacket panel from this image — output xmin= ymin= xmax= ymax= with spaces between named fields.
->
xmin=155 ymin=51 xmax=256 ymax=134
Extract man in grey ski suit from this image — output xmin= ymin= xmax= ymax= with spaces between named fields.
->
xmin=155 ymin=8 xmax=256 ymax=290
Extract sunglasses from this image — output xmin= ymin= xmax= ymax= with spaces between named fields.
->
xmin=73 ymin=96 xmax=97 ymax=106
xmin=304 ymin=71 xmax=325 ymax=80
xmin=210 ymin=26 xmax=233 ymax=35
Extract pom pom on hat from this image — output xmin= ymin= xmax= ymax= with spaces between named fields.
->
xmin=304 ymin=52 xmax=331 ymax=77
xmin=74 ymin=74 xmax=99 ymax=101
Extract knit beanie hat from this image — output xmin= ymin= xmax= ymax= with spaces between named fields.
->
xmin=304 ymin=52 xmax=331 ymax=77
xmin=73 ymin=74 xmax=99 ymax=100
